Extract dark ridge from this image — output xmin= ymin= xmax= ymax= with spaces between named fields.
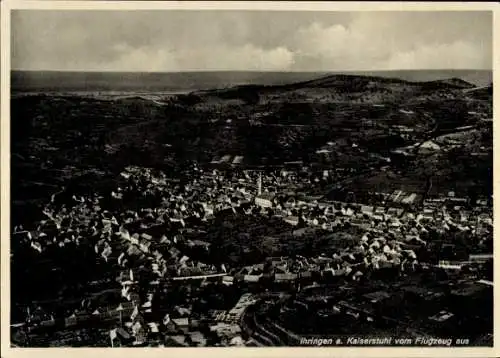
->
xmin=282 ymin=73 xmax=410 ymax=89
xmin=112 ymin=96 xmax=157 ymax=104
xmin=190 ymin=73 xmax=479 ymax=102
xmin=190 ymin=74 xmax=405 ymax=98
xmin=420 ymin=77 xmax=476 ymax=90
xmin=11 ymin=70 xmax=492 ymax=93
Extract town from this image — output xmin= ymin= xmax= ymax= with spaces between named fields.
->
xmin=11 ymin=157 xmax=493 ymax=346
xmin=6 ymin=5 xmax=496 ymax=352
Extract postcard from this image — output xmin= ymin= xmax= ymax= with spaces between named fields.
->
xmin=1 ymin=1 xmax=498 ymax=358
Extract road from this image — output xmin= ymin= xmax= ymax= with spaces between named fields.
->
xmin=171 ymin=273 xmax=226 ymax=281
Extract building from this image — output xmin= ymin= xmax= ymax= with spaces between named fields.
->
xmin=224 ymin=294 xmax=256 ymax=324
xmin=232 ymin=156 xmax=244 ymax=165
xmin=257 ymin=173 xmax=262 ymax=195
xmin=255 ymin=193 xmax=275 ymax=208
xmin=469 ymin=254 xmax=493 ymax=263
xmin=429 ymin=311 xmax=455 ymax=323
xmin=222 ymin=275 xmax=234 ymax=286
xmin=361 ymin=206 xmax=374 ymax=215
xmin=220 ymin=155 xmax=232 ymax=163
xmin=364 ymin=290 xmax=390 ymax=304
xmin=401 ymin=193 xmax=418 ymax=205
xmin=172 ymin=318 xmax=190 ymax=334
xmin=419 ymin=140 xmax=441 ymax=154
xmin=189 ymin=331 xmax=207 ymax=347
xmin=166 ymin=335 xmax=189 ymax=347
xmin=274 ymin=273 xmax=297 ymax=283
xmin=284 ymin=216 xmax=299 ymax=226
xmin=437 ymin=261 xmax=463 ymax=270
xmin=243 ymin=274 xmax=261 ymax=283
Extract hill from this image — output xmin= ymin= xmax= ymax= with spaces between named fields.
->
xmin=420 ymin=77 xmax=476 ymax=90
xmin=11 ymin=70 xmax=491 ymax=94
xmin=10 ymin=71 xmax=493 ymax=221
xmin=190 ymin=73 xmax=478 ymax=106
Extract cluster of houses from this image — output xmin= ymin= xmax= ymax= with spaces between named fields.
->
xmin=12 ymin=161 xmax=492 ymax=347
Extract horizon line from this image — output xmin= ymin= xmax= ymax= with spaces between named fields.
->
xmin=11 ymin=68 xmax=492 ymax=74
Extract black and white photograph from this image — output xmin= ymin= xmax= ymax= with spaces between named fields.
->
xmin=1 ymin=1 xmax=496 ymax=355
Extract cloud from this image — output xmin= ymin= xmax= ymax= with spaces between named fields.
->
xmin=98 ymin=44 xmax=177 ymax=72
xmin=82 ymin=44 xmax=294 ymax=72
xmin=384 ymin=41 xmax=490 ymax=70
xmin=287 ymin=13 xmax=492 ymax=71
xmin=11 ymin=10 xmax=492 ymax=71
xmin=177 ymin=44 xmax=295 ymax=71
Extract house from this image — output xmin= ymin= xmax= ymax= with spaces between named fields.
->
xmin=284 ymin=216 xmax=299 ymax=226
xmin=300 ymin=270 xmax=312 ymax=278
xmin=189 ymin=318 xmax=201 ymax=330
xmin=200 ymin=203 xmax=215 ymax=216
xmin=274 ymin=273 xmax=297 ymax=282
xmin=229 ymin=336 xmax=245 ymax=346
xmin=116 ymin=327 xmax=131 ymax=341
xmin=330 ymin=268 xmax=346 ymax=276
xmin=222 ymin=275 xmax=234 ymax=286
xmin=429 ymin=311 xmax=454 ymax=323
xmin=385 ymin=208 xmax=399 ymax=218
xmin=323 ymin=206 xmax=336 ymax=216
xmin=12 ymin=230 xmax=33 ymax=243
xmin=401 ymin=193 xmax=417 ymax=205
xmin=172 ymin=317 xmax=190 ymax=333
xmin=119 ymin=227 xmax=131 ymax=241
xmin=232 ymin=156 xmax=244 ymax=165
xmin=175 ymin=306 xmax=191 ymax=317
xmin=419 ymin=140 xmax=441 ymax=154
xmin=476 ymin=198 xmax=488 ymax=206
xmin=364 ymin=291 xmax=390 ymax=304
xmin=168 ymin=247 xmax=181 ymax=258
xmin=255 ymin=193 xmax=275 ymax=208
xmin=190 ymin=240 xmax=211 ymax=250
xmin=125 ymin=244 xmax=141 ymax=257
xmin=162 ymin=318 xmax=178 ymax=334
xmin=210 ymin=322 xmax=242 ymax=338
xmin=361 ymin=206 xmax=374 ymax=215
xmin=389 ymin=190 xmax=404 ymax=202
xmin=341 ymin=207 xmax=355 ymax=217
xmin=147 ymin=322 xmax=160 ymax=337
xmin=210 ymin=310 xmax=227 ymax=322
xmin=139 ymin=239 xmax=151 ymax=253
xmin=131 ymin=321 xmax=147 ymax=345
xmin=130 ymin=233 xmax=140 ymax=245
xmin=437 ymin=261 xmax=462 ymax=270
xmin=167 ymin=335 xmax=189 ymax=347
xmin=31 ymin=241 xmax=43 ymax=253
xmin=64 ymin=313 xmax=79 ymax=327
xmin=179 ymin=255 xmax=190 ymax=266
xmin=211 ymin=156 xmax=221 ymax=164
xmin=243 ymin=274 xmax=261 ymax=283
xmin=469 ymin=253 xmax=493 ymax=262
xmin=189 ymin=331 xmax=207 ymax=346
xmin=220 ymin=155 xmax=232 ymax=163
xmin=140 ymin=233 xmax=152 ymax=241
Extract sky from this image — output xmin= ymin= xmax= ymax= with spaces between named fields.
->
xmin=11 ymin=10 xmax=492 ymax=72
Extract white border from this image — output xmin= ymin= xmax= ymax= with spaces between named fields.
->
xmin=1 ymin=1 xmax=498 ymax=358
